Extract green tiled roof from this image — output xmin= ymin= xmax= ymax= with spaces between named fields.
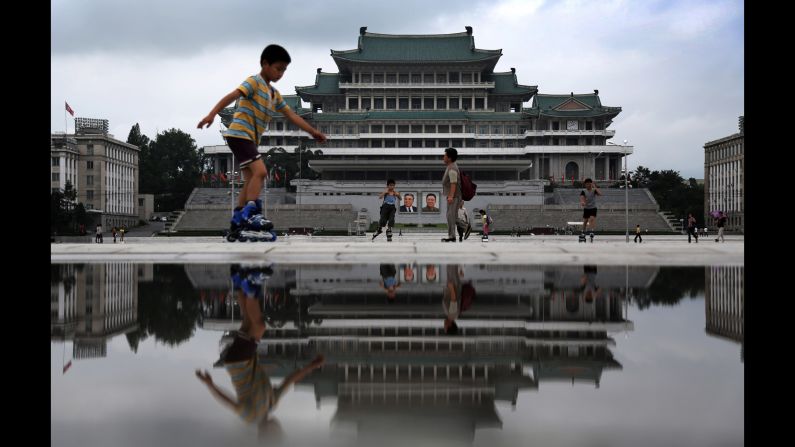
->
xmin=331 ymin=31 xmax=501 ymax=62
xmin=309 ymin=111 xmax=527 ymax=122
xmin=487 ymin=72 xmax=537 ymax=95
xmin=528 ymin=93 xmax=621 ymax=118
xmin=296 ymin=73 xmax=342 ymax=96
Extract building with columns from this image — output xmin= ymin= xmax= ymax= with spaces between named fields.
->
xmin=704 ymin=116 xmax=744 ymax=232
xmin=50 ymin=118 xmax=141 ymax=230
xmin=201 ymin=27 xmax=631 ymax=224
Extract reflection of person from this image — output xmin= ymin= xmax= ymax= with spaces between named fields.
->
xmin=442 ymin=265 xmax=463 ymax=334
xmin=425 ymin=265 xmax=438 ymax=282
xmin=196 ymin=265 xmax=325 ymax=437
xmin=373 ymin=179 xmax=402 ymax=241
xmin=422 ymin=193 xmax=440 ymax=213
xmin=580 ymin=178 xmax=601 ymax=242
xmin=580 ymin=265 xmax=602 ymax=304
xmin=399 ymin=193 xmax=417 ymax=212
xmin=379 ymin=264 xmax=402 ymax=301
xmin=401 ymin=264 xmax=416 ymax=282
xmin=441 ymin=147 xmax=461 ymax=242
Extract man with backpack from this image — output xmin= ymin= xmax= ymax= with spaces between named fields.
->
xmin=441 ymin=147 xmax=462 ymax=242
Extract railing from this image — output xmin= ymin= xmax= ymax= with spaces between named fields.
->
xmin=524 ymin=129 xmax=616 ymax=137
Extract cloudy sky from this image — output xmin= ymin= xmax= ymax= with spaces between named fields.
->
xmin=51 ymin=0 xmax=743 ymax=179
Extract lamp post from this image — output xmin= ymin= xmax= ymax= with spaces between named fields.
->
xmin=608 ymin=139 xmax=632 ymax=242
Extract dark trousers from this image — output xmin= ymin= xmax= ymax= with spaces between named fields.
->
xmin=687 ymin=227 xmax=698 ymax=242
xmin=379 ymin=204 xmax=396 ymax=228
xmin=634 ymin=234 xmax=642 ymax=243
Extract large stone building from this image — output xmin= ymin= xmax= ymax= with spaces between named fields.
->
xmin=202 ymin=27 xmax=632 ymax=224
xmin=50 ymin=118 xmax=141 ymax=230
xmin=704 ymin=116 xmax=744 ymax=232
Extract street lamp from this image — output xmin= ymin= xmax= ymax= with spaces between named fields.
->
xmin=608 ymin=139 xmax=632 ymax=242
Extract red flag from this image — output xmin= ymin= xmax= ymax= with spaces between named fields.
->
xmin=274 ymin=171 xmax=281 ymax=182
xmin=63 ymin=360 xmax=72 ymax=374
xmin=219 ymin=172 xmax=227 ymax=182
xmin=65 ymin=102 xmax=75 ymax=116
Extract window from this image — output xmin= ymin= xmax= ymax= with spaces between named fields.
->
xmin=52 ymin=173 xmax=59 ymax=181
xmin=346 ymin=126 xmax=355 ymax=135
xmin=398 ymin=139 xmax=409 ymax=148
xmin=88 ymin=190 xmax=94 ymax=200
xmin=424 ymin=98 xmax=434 ymax=109
xmin=411 ymin=98 xmax=421 ymax=109
xmin=362 ymin=73 xmax=371 ymax=83
xmin=411 ymin=139 xmax=423 ymax=147
xmin=451 ymin=125 xmax=463 ymax=133
xmin=479 ymin=125 xmax=489 ymax=134
xmin=374 ymin=73 xmax=384 ymax=83
xmin=505 ymin=126 xmax=515 ymax=134
xmin=361 ymin=98 xmax=371 ymax=110
xmin=436 ymin=73 xmax=446 ymax=83
xmin=333 ymin=126 xmax=342 ymax=134
xmin=449 ymin=97 xmax=459 ymax=109
xmin=51 ymin=157 xmax=59 ymax=166
xmin=384 ymin=140 xmax=396 ymax=147
xmin=371 ymin=140 xmax=382 ymax=148
xmin=320 ymin=125 xmax=329 ymax=134
xmin=359 ymin=125 xmax=369 ymax=134
xmin=411 ymin=125 xmax=422 ymax=133
xmin=86 ymin=175 xmax=94 ymax=185
xmin=374 ymin=98 xmax=384 ymax=109
xmin=386 ymin=73 xmax=396 ymax=83
xmin=425 ymin=125 xmax=436 ymax=133
xmin=87 ymin=144 xmax=94 ymax=155
xmin=462 ymin=73 xmax=472 ymax=83
xmin=552 ymin=121 xmax=560 ymax=130
xmin=386 ymin=98 xmax=396 ymax=109
xmin=399 ymin=97 xmax=409 ymax=109
xmin=438 ymin=125 xmax=449 ymax=133
xmin=411 ymin=74 xmax=421 ymax=83
xmin=448 ymin=72 xmax=459 ymax=83
xmin=424 ymin=139 xmax=436 ymax=148
xmin=384 ymin=125 xmax=396 ymax=133
xmin=452 ymin=139 xmax=462 ymax=147
xmin=424 ymin=73 xmax=434 ymax=84
xmin=436 ymin=97 xmax=447 ymax=109
xmin=398 ymin=125 xmax=409 ymax=133
xmin=371 ymin=125 xmax=383 ymax=133
xmin=275 ymin=122 xmax=284 ymax=130
xmin=398 ymin=74 xmax=409 ymax=84
xmin=138 ymin=197 xmax=143 ymax=206
xmin=585 ymin=121 xmax=593 ymax=130
xmin=465 ymin=125 xmax=475 ymax=134
xmin=461 ymin=98 xmax=471 ymax=110
xmin=438 ymin=139 xmax=449 ymax=147
xmin=348 ymin=97 xmax=358 ymax=109
xmin=474 ymin=98 xmax=484 ymax=109
xmin=492 ymin=125 xmax=502 ymax=134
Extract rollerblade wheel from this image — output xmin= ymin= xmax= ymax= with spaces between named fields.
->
xmin=226 ymin=233 xmax=237 ymax=242
xmin=238 ymin=235 xmax=248 ymax=242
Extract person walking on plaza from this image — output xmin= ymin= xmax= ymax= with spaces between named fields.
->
xmin=687 ymin=213 xmax=699 ymax=243
xmin=456 ymin=201 xmax=472 ymax=242
xmin=715 ymin=211 xmax=727 ymax=242
xmin=634 ymin=224 xmax=643 ymax=243
xmin=95 ymin=223 xmax=103 ymax=243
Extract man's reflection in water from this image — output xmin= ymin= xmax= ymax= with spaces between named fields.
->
xmin=379 ymin=264 xmax=401 ymax=302
xmin=443 ymin=265 xmax=465 ymax=334
xmin=581 ymin=265 xmax=602 ymax=304
xmin=195 ymin=265 xmax=324 ymax=439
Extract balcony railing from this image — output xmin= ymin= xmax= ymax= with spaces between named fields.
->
xmin=339 ymin=81 xmax=496 ymax=89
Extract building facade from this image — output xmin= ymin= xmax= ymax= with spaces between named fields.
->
xmin=202 ymin=27 xmax=630 ymax=223
xmin=704 ymin=116 xmax=744 ymax=232
xmin=50 ymin=118 xmax=141 ymax=230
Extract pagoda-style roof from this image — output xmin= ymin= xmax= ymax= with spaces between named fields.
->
xmin=331 ymin=28 xmax=502 ymax=65
xmin=526 ymin=92 xmax=622 ymax=118
xmin=486 ymin=71 xmax=537 ymax=97
xmin=295 ymin=73 xmax=342 ymax=97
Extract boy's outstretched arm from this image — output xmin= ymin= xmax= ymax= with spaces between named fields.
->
xmin=281 ymin=109 xmax=327 ymax=143
xmin=198 ymin=90 xmax=243 ymax=129
xmin=195 ymin=370 xmax=241 ymax=412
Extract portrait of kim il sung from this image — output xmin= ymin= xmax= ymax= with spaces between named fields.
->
xmin=399 ymin=192 xmax=418 ymax=213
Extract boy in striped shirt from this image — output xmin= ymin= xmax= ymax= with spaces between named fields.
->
xmin=198 ymin=44 xmax=327 ymax=231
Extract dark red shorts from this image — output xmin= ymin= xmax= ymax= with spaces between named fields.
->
xmin=226 ymin=137 xmax=261 ymax=168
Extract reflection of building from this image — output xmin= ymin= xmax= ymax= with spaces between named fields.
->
xmin=704 ymin=116 xmax=744 ymax=232
xmin=51 ymin=263 xmax=140 ymax=359
xmin=193 ymin=264 xmax=639 ymax=443
xmin=705 ymin=266 xmax=744 ymax=361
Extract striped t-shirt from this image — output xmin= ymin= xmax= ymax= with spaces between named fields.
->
xmin=223 ymin=74 xmax=290 ymax=143
xmin=224 ymin=353 xmax=282 ymax=423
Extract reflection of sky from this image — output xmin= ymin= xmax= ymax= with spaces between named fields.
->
xmin=51 ymin=295 xmax=742 ymax=447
